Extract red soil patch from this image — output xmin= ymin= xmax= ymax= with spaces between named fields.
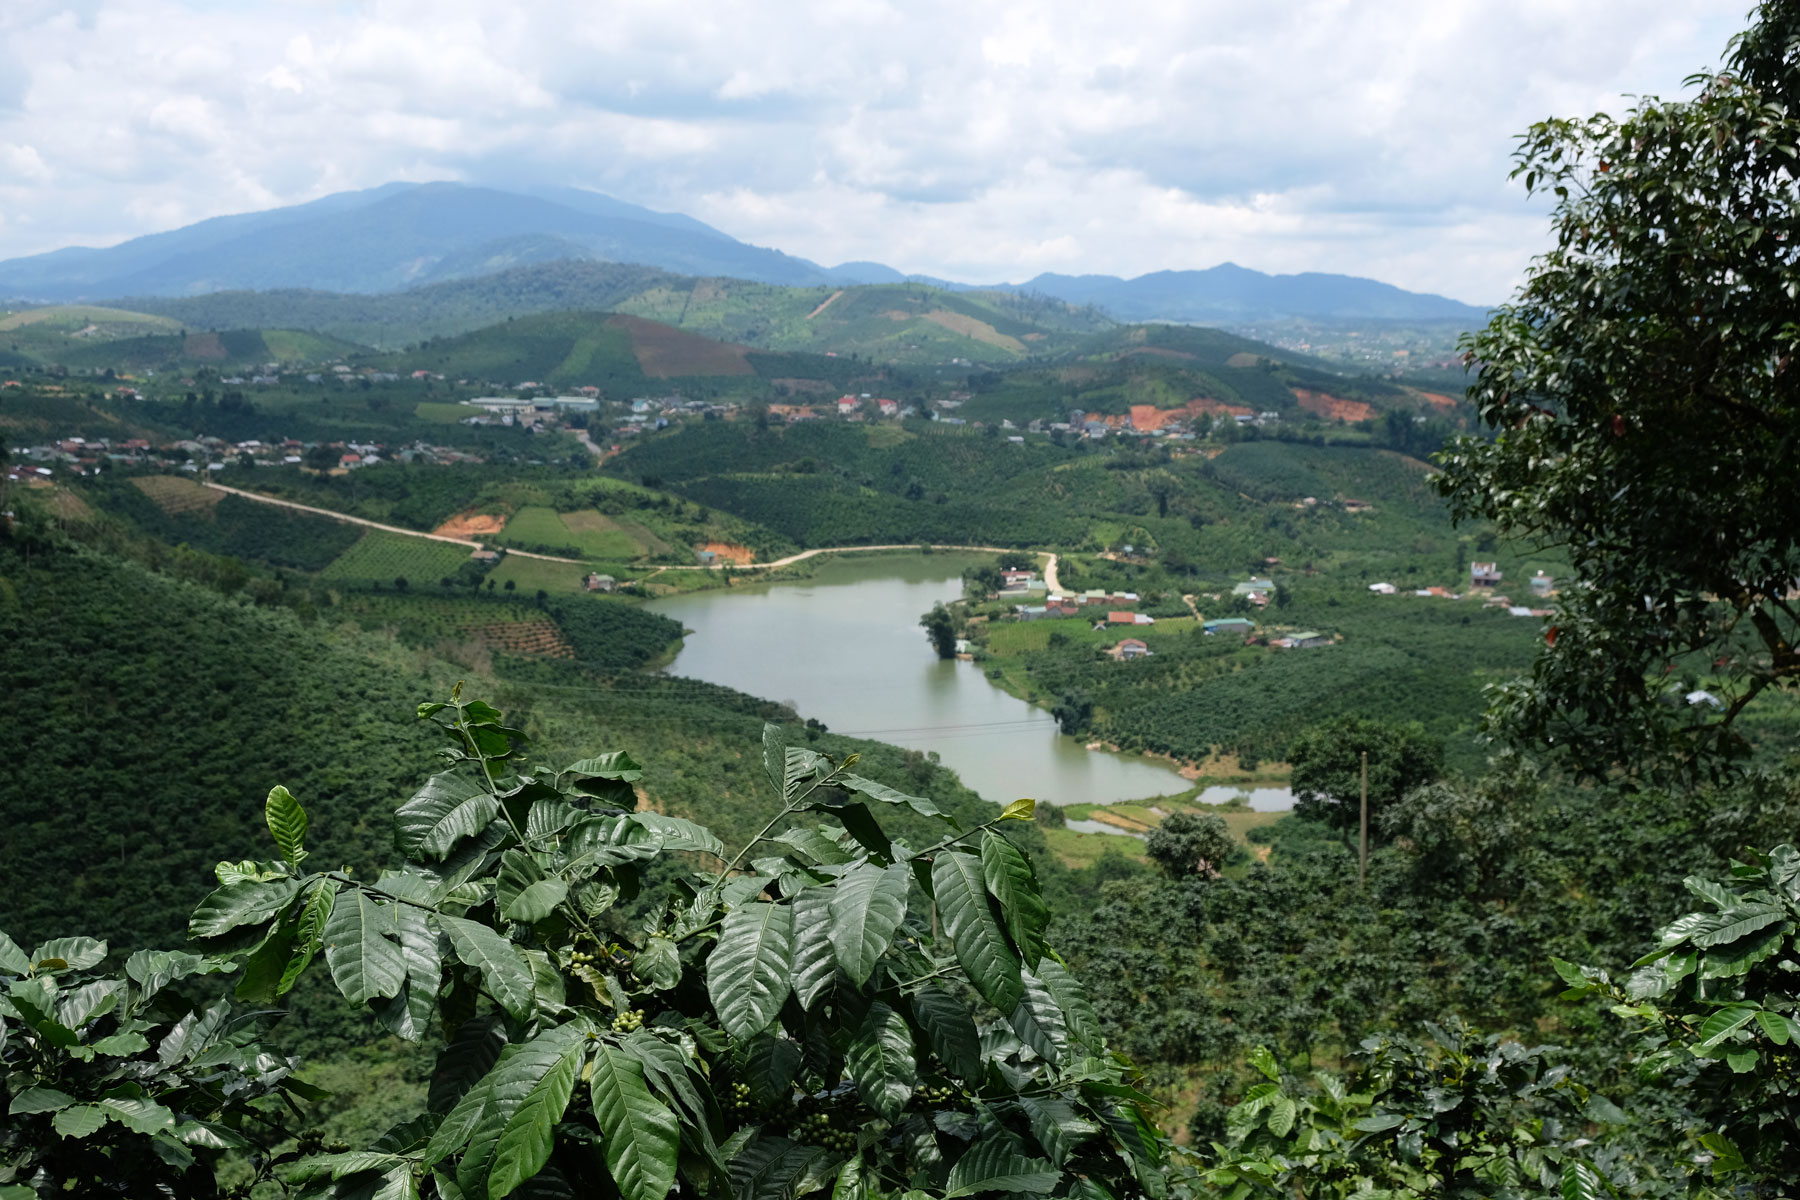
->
xmin=1291 ymin=389 xmax=1373 ymax=422
xmin=465 ymin=617 xmax=573 ymax=658
xmin=700 ymin=541 xmax=755 ymax=565
xmin=183 ymin=332 xmax=226 ymax=360
xmin=1417 ymin=391 xmax=1459 ymax=410
xmin=609 ymin=314 xmax=753 ymax=378
xmin=806 ymin=290 xmax=844 ymax=320
xmin=433 ymin=511 xmax=506 ymax=538
xmin=1186 ymin=397 xmax=1254 ymax=418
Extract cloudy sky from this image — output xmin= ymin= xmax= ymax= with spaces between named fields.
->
xmin=0 ymin=0 xmax=1748 ymax=303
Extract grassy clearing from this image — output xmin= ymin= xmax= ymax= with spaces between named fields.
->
xmin=1041 ymin=825 xmax=1147 ymax=868
xmin=413 ymin=402 xmax=473 ymax=424
xmin=484 ymin=554 xmax=604 ymax=596
xmin=560 ymin=510 xmax=649 ymax=559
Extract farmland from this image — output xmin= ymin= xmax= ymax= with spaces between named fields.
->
xmin=317 ymin=530 xmax=482 ymax=585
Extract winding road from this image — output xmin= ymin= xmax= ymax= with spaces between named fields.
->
xmin=208 ymin=480 xmax=1067 ymax=579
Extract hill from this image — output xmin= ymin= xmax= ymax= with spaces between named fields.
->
xmin=1009 ymin=262 xmax=1491 ymax=324
xmin=354 ymin=309 xmax=889 ymax=391
xmin=110 ymin=262 xmax=1113 ymax=362
xmin=0 ymin=182 xmax=849 ymax=301
xmin=1 ymin=182 xmax=1491 ymax=330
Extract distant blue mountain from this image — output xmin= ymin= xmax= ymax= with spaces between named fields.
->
xmin=1005 ymin=263 xmax=1488 ymax=323
xmin=0 ymin=182 xmax=840 ymax=300
xmin=0 ymin=182 xmax=1490 ymax=323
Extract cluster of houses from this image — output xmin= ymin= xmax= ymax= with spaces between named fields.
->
xmin=1367 ymin=564 xmax=1557 ymax=616
xmin=762 ymin=395 xmax=913 ymax=424
xmin=7 ymin=430 xmax=485 ymax=478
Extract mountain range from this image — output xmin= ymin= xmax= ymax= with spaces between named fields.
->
xmin=0 ymin=182 xmax=1490 ymax=325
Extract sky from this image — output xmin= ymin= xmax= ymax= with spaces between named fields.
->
xmin=0 ymin=0 xmax=1750 ymax=304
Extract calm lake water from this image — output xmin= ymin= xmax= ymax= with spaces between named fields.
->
xmin=647 ymin=554 xmax=1193 ymax=806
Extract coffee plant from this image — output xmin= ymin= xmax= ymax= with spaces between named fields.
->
xmin=183 ymin=686 xmax=1166 ymax=1200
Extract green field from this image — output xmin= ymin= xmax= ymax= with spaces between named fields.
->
xmin=318 ymin=530 xmax=478 ymax=585
xmin=496 ymin=505 xmax=645 ymax=559
xmin=483 ymin=552 xmax=611 ymax=595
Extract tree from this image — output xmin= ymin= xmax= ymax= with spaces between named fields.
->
xmin=175 ymin=690 xmax=1165 ymax=1200
xmin=1287 ymin=718 xmax=1442 ymax=836
xmin=1145 ymin=811 xmax=1234 ymax=879
xmin=921 ymin=602 xmax=957 ymax=659
xmin=1050 ymin=690 xmax=1092 ymax=736
xmin=1434 ymin=1 xmax=1800 ymax=780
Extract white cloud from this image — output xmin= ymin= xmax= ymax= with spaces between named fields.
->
xmin=0 ymin=0 xmax=1751 ymax=302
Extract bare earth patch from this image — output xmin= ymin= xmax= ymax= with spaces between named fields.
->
xmin=806 ymin=290 xmax=844 ymax=320
xmin=1291 ymin=389 xmax=1374 ymax=422
xmin=1417 ymin=390 xmax=1459 ymax=410
xmin=610 ymin=314 xmax=753 ymax=378
xmin=183 ymin=332 xmax=226 ymax=360
xmin=433 ymin=511 xmax=506 ymax=539
xmin=921 ymin=311 xmax=1026 ymax=353
xmin=700 ymin=541 xmax=755 ymax=565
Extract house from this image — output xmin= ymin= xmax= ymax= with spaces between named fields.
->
xmin=696 ymin=549 xmax=718 ymax=565
xmin=1287 ymin=631 xmax=1331 ymax=648
xmin=1369 ymin=582 xmax=1397 ymax=595
xmin=1232 ymin=578 xmax=1275 ymax=596
xmin=1113 ymin=638 xmax=1150 ymax=660
xmin=1203 ymin=617 xmax=1256 ymax=635
xmin=877 ymin=398 xmax=899 ymax=417
xmin=1343 ymin=498 xmax=1373 ymax=512
xmin=470 ymin=549 xmax=499 ymax=563
xmin=1471 ymin=562 xmax=1503 ymax=587
xmin=1530 ymin=571 xmax=1554 ymax=596
xmin=836 ymin=396 xmax=860 ymax=415
xmin=1107 ymin=611 xmax=1140 ymax=625
xmin=585 ymin=573 xmax=617 ymax=593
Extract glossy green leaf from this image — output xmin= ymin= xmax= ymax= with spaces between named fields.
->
xmin=932 ymin=850 xmax=1023 ymax=1012
xmin=631 ymin=813 xmax=725 ymax=857
xmin=1755 ymin=1009 xmax=1797 ymax=1045
xmin=790 ymin=889 xmax=837 ymax=1010
xmin=189 ymin=879 xmax=300 ymax=940
xmin=944 ymin=1136 xmax=1060 ymax=1197
xmin=265 ymin=785 xmax=308 ymax=869
xmin=1693 ymin=1004 xmax=1758 ymax=1052
xmin=1018 ymin=1096 xmax=1099 ymax=1165
xmin=761 ymin=723 xmax=786 ymax=795
xmin=1691 ymin=906 xmax=1785 ymax=948
xmin=839 ymin=774 xmax=949 ymax=822
xmin=456 ymin=1027 xmax=587 ymax=1199
xmin=0 ymin=930 xmax=30 ymax=974
xmin=278 ymin=878 xmax=338 ymax=997
xmin=744 ymin=1033 xmax=803 ymax=1106
xmin=496 ymin=851 xmax=568 ymax=924
xmin=96 ymin=1094 xmax=176 ymax=1136
xmin=488 ymin=1037 xmax=584 ymax=1199
xmin=397 ymin=772 xmax=500 ymax=861
xmin=590 ymin=1044 xmax=681 ymax=1200
xmin=52 ymin=1105 xmax=106 ymax=1139
xmin=1034 ymin=960 xmax=1103 ymax=1052
xmin=441 ymin=915 xmax=536 ymax=1022
xmin=706 ymin=901 xmax=794 ymax=1041
xmin=1248 ymin=1046 xmax=1279 ymax=1082
xmin=980 ymin=832 xmax=1048 ymax=965
xmin=31 ymin=937 xmax=106 ymax=971
xmin=828 ymin=861 xmax=910 ymax=985
xmin=847 ymin=1001 xmax=916 ymax=1120
xmin=322 ymin=890 xmax=407 ymax=1005
xmin=632 ymin=935 xmax=682 ymax=991
xmin=9 ymin=1085 xmax=74 ymax=1114
xmin=374 ymin=901 xmax=441 ymax=1041
xmin=1560 ymin=1161 xmax=1605 ymax=1200
xmin=910 ymin=985 xmax=982 ymax=1079
xmin=1010 ymin=969 xmax=1069 ymax=1065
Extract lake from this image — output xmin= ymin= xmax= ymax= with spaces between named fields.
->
xmin=647 ymin=553 xmax=1194 ymax=806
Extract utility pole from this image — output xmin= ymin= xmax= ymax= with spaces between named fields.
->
xmin=1358 ymin=750 xmax=1369 ymax=888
